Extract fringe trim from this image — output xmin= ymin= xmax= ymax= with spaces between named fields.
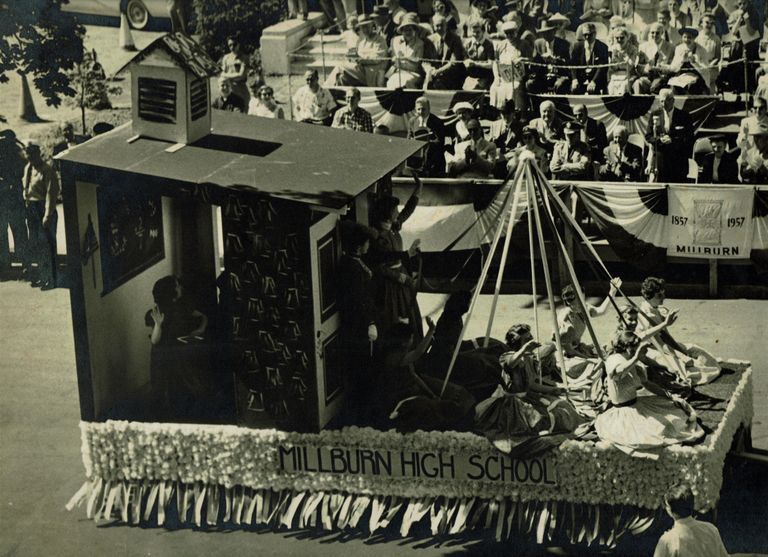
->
xmin=65 ymin=480 xmax=660 ymax=547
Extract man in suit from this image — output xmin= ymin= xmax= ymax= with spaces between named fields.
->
xmin=529 ymin=99 xmax=564 ymax=153
xmin=698 ymin=135 xmax=740 ymax=183
xmin=600 ymin=125 xmax=645 ymax=182
xmin=526 ymin=19 xmax=571 ymax=93
xmin=408 ymin=96 xmax=447 ymax=177
xmin=638 ymin=23 xmax=675 ymax=94
xmin=646 ymin=88 xmax=694 ymax=183
xmin=573 ymin=103 xmax=608 ymax=164
xmin=570 ymin=22 xmax=609 ymax=93
xmin=447 ymin=119 xmax=498 ymax=178
xmin=550 ymin=121 xmax=592 ymax=180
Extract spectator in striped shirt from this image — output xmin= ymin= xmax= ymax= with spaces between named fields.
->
xmin=331 ymin=87 xmax=374 ymax=132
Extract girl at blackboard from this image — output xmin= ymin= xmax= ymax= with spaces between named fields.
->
xmin=146 ymin=275 xmax=207 ymax=346
xmin=145 ymin=275 xmax=208 ymax=420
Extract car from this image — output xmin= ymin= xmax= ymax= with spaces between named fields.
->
xmin=61 ymin=0 xmax=170 ymax=30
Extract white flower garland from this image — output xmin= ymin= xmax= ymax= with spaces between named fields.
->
xmin=79 ymin=369 xmax=752 ymax=512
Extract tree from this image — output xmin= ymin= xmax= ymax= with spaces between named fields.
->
xmin=0 ymin=0 xmax=85 ymax=107
xmin=65 ymin=49 xmax=121 ymax=134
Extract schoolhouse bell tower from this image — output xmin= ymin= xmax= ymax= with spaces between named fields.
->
xmin=122 ymin=33 xmax=220 ymax=145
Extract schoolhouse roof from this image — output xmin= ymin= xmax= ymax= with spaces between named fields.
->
xmin=57 ymin=111 xmax=423 ymax=211
xmin=116 ymin=33 xmax=220 ymax=78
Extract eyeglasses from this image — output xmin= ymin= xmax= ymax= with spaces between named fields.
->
xmin=261 ymin=92 xmax=273 ymax=97
xmin=582 ymin=32 xmax=593 ymax=37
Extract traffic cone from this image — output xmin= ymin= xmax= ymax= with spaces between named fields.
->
xmin=18 ymin=73 xmax=39 ymax=122
xmin=119 ymin=12 xmax=137 ymax=51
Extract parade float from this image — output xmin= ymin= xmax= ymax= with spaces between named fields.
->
xmin=61 ymin=34 xmax=754 ymax=548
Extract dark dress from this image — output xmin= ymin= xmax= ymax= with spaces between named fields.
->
xmin=145 ymin=299 xmax=209 ymax=420
xmin=475 ymin=351 xmax=585 ymax=457
xmin=373 ymin=347 xmax=476 ymax=433
xmin=337 ymin=253 xmax=377 ymax=421
xmin=421 ymin=311 xmax=507 ymax=401
xmin=371 ymin=193 xmax=423 ymax=341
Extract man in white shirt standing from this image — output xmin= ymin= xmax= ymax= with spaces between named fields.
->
xmin=653 ymin=491 xmax=729 ymax=557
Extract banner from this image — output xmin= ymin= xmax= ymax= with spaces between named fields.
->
xmin=667 ymin=186 xmax=755 ymax=259
xmin=530 ymin=94 xmax=719 ymax=138
xmin=278 ymin=444 xmax=558 ymax=486
xmin=328 ymin=88 xmax=486 ymax=136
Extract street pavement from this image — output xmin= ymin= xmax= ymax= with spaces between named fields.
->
xmin=1 ymin=279 xmax=767 ymax=556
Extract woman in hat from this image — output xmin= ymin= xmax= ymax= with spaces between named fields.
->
xmin=369 ymin=177 xmax=424 ymax=340
xmin=386 ymin=12 xmax=427 ymax=88
xmin=329 ymin=14 xmax=389 ymax=87
xmin=667 ymin=26 xmax=711 ymax=93
xmin=474 ymin=323 xmax=586 ymax=457
xmin=463 ymin=19 xmax=496 ymax=89
xmin=490 ymin=19 xmax=532 ymax=110
xmin=451 ymin=101 xmax=475 ymax=141
xmin=504 ymin=125 xmax=549 ymax=175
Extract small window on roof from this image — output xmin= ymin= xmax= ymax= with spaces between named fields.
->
xmin=138 ymin=77 xmax=177 ymax=124
xmin=189 ymin=77 xmax=208 ymax=121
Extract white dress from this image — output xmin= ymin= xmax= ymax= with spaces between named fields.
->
xmin=637 ymin=300 xmax=721 ymax=386
xmin=490 ymin=41 xmax=527 ymax=110
xmin=594 ymin=353 xmax=704 ymax=458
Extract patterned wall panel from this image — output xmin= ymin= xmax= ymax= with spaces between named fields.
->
xmin=221 ymin=193 xmax=316 ymax=431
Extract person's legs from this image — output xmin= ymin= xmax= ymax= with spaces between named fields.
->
xmin=25 ymin=202 xmax=43 ymax=283
xmin=0 ymin=204 xmax=9 ymax=275
xmin=41 ymin=207 xmax=57 ymax=286
xmin=8 ymin=198 xmax=29 ymax=276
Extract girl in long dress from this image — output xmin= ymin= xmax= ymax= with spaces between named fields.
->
xmin=594 ymin=331 xmax=704 ymax=458
xmin=555 ymin=277 xmax=622 ymax=380
xmin=370 ymin=181 xmax=423 ymax=341
xmin=490 ymin=21 xmax=532 ymax=110
xmin=475 ymin=324 xmax=586 ymax=457
xmin=637 ymin=277 xmax=721 ymax=386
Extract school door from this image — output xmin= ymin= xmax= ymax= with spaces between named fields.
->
xmin=309 ymin=212 xmax=344 ymax=429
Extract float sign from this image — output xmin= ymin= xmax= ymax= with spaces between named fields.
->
xmin=667 ymin=186 xmax=754 ymax=259
xmin=278 ymin=445 xmax=557 ymax=486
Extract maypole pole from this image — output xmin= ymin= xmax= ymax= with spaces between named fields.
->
xmin=439 ymin=166 xmax=524 ymax=398
xmin=526 ymin=166 xmax=542 ymax=383
xmin=483 ymin=165 xmax=526 ymax=346
xmin=525 ymin=163 xmax=569 ymax=391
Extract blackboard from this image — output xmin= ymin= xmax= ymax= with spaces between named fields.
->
xmin=97 ymin=187 xmax=164 ymax=295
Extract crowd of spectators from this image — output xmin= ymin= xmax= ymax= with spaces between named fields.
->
xmin=204 ymin=1 xmax=768 ymax=185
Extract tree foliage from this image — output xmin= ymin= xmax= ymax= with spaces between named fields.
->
xmin=65 ymin=49 xmax=122 ymax=133
xmin=0 ymin=0 xmax=85 ymax=106
xmin=192 ymin=0 xmax=285 ymax=61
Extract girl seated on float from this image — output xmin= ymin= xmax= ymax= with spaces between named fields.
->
xmin=594 ymin=331 xmax=704 ymax=458
xmin=374 ymin=318 xmax=476 ymax=432
xmin=637 ymin=277 xmax=722 ymax=386
xmin=474 ymin=324 xmax=586 ymax=457
xmin=555 ymin=277 xmax=622 ymax=380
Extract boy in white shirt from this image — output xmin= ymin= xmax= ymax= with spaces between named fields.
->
xmin=653 ymin=491 xmax=729 ymax=557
